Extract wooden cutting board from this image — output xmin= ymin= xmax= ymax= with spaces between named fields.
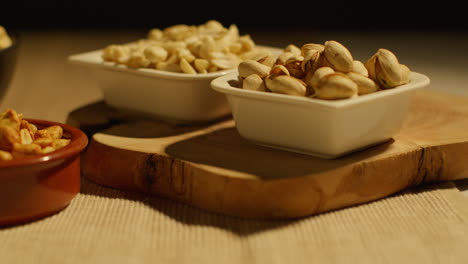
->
xmin=67 ymin=90 xmax=468 ymax=219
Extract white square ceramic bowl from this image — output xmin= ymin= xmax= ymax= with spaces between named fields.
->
xmin=68 ymin=46 xmax=281 ymax=124
xmin=69 ymin=50 xmax=231 ymax=123
xmin=211 ymin=71 xmax=431 ymax=158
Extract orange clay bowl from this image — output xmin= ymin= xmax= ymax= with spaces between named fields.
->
xmin=0 ymin=119 xmax=88 ymax=226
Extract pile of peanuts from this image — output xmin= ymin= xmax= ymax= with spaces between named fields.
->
xmin=0 ymin=26 xmax=12 ymax=49
xmin=238 ymin=40 xmax=410 ymax=100
xmin=0 ymin=109 xmax=71 ymax=161
xmin=102 ymin=20 xmax=266 ymax=74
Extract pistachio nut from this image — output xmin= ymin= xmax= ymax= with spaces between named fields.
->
xmin=238 ymin=60 xmax=271 ymax=79
xmin=240 ymin=49 xmax=273 ymax=63
xmin=313 ymin=73 xmax=358 ymax=99
xmin=364 ymin=55 xmax=377 ymax=80
xmin=258 ymin=54 xmax=276 ymax=68
xmin=400 ymin=64 xmax=411 ymax=84
xmin=242 ymin=74 xmax=266 ymax=91
xmin=241 ymin=48 xmax=276 ymax=67
xmin=276 ymin=51 xmax=294 ymax=65
xmin=346 ymin=72 xmax=379 ymax=95
xmin=270 ymin=65 xmax=290 ymax=77
xmin=306 ymin=66 xmax=335 ymax=89
xmin=284 ymin=44 xmax=302 ymax=56
xmin=300 ymin=43 xmax=324 ymax=57
xmin=265 ymin=75 xmax=307 ymax=96
xmin=285 ymin=60 xmax=306 ymax=79
xmin=300 ymin=49 xmax=320 ymax=72
xmin=368 ymin=48 xmax=410 ymax=88
xmin=352 ymin=60 xmax=368 ymax=77
xmin=323 ymin=40 xmax=354 ymax=72
xmin=375 ymin=49 xmax=402 ymax=88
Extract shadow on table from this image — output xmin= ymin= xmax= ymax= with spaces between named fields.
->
xmin=79 ymin=176 xmax=454 ymax=236
xmin=165 ymin=126 xmax=396 ymax=179
xmin=66 ymin=100 xmax=232 ymax=139
xmin=79 ymin=177 xmax=292 ymax=235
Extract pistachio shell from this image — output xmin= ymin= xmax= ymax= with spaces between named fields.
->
xmin=240 ymin=49 xmax=275 ymax=67
xmin=265 ymin=75 xmax=307 ymax=96
xmin=238 ymin=60 xmax=271 ymax=79
xmin=375 ymin=48 xmax=402 ymax=88
xmin=240 ymin=49 xmax=272 ymax=61
xmin=284 ymin=44 xmax=302 ymax=56
xmin=314 ymin=73 xmax=357 ymax=99
xmin=307 ymin=66 xmax=335 ymax=88
xmin=242 ymin=74 xmax=266 ymax=91
xmin=300 ymin=43 xmax=324 ymax=57
xmin=353 ymin=60 xmax=368 ymax=77
xmin=323 ymin=41 xmax=354 ymax=72
xmin=258 ymin=54 xmax=276 ymax=68
xmin=301 ymin=49 xmax=320 ymax=72
xmin=285 ymin=60 xmax=305 ymax=79
xmin=400 ymin=64 xmax=411 ymax=85
xmin=346 ymin=72 xmax=379 ymax=95
xmin=364 ymin=55 xmax=377 ymax=80
xmin=276 ymin=51 xmax=294 ymax=65
xmin=270 ymin=65 xmax=290 ymax=77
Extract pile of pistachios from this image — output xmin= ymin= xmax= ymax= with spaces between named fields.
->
xmin=237 ymin=40 xmax=410 ymax=100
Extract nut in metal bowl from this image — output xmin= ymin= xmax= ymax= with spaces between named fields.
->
xmin=0 ymin=32 xmax=19 ymax=102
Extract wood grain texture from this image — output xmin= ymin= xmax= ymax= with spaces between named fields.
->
xmin=68 ymin=90 xmax=468 ymax=219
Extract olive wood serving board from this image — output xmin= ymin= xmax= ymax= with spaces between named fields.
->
xmin=67 ymin=90 xmax=468 ymax=219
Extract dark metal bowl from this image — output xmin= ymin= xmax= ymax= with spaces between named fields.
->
xmin=0 ymin=33 xmax=19 ymax=101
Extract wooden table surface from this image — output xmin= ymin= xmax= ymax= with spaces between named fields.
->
xmin=2 ymin=29 xmax=468 ymax=195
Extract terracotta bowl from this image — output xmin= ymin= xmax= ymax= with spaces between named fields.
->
xmin=0 ymin=119 xmax=88 ymax=226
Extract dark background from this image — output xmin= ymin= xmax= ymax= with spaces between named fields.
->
xmin=2 ymin=1 xmax=467 ymax=33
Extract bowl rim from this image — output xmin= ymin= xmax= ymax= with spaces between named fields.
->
xmin=0 ymin=119 xmax=88 ymax=169
xmin=67 ymin=45 xmax=283 ymax=81
xmin=211 ymin=71 xmax=431 ymax=110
